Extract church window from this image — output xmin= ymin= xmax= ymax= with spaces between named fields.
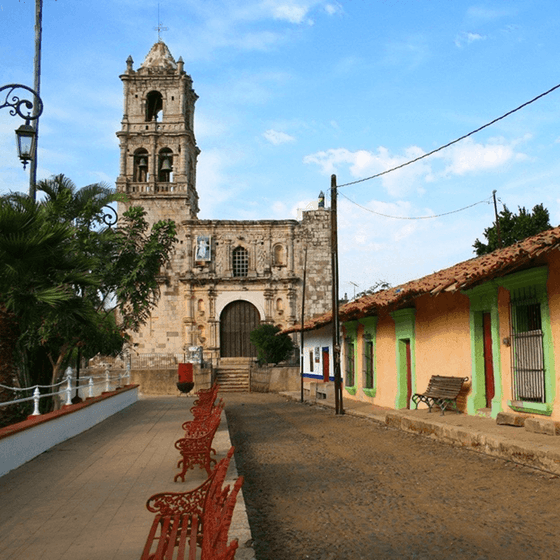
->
xmin=158 ymin=148 xmax=173 ymax=182
xmin=232 ymin=247 xmax=249 ymax=277
xmin=146 ymin=90 xmax=163 ymax=121
xmin=133 ymin=148 xmax=149 ymax=182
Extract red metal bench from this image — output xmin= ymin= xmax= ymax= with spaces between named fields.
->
xmin=183 ymin=399 xmax=225 ymax=433
xmin=175 ymin=403 xmax=223 ymax=481
xmin=141 ymin=447 xmax=243 ymax=560
xmin=194 ymin=383 xmax=220 ymax=407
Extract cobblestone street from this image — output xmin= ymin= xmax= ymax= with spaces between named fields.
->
xmin=225 ymin=392 xmax=560 ymax=560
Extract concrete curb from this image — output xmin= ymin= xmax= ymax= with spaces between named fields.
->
xmin=280 ymin=392 xmax=560 ymax=476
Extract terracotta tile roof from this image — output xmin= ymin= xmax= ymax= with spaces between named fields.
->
xmin=285 ymin=226 xmax=560 ymax=333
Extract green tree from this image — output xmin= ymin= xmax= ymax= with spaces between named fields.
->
xmin=473 ymin=203 xmax=551 ymax=256
xmin=250 ymin=324 xmax=295 ymax=365
xmin=0 ymin=175 xmax=177 ymax=405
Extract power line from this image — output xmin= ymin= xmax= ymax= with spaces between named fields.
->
xmin=337 ymin=81 xmax=560 ymax=189
xmin=338 ymin=191 xmax=493 ymax=220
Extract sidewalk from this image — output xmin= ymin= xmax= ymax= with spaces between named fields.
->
xmin=280 ymin=391 xmax=560 ymax=476
xmin=0 ymin=396 xmax=255 ymax=560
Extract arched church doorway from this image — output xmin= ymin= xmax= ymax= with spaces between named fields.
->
xmin=220 ymin=301 xmax=260 ymax=357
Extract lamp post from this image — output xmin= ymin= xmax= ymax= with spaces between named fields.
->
xmin=0 ymin=84 xmax=43 ymax=170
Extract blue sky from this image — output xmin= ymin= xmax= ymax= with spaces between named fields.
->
xmin=2 ymin=0 xmax=560 ymax=297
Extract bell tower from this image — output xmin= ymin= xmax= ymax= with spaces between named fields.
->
xmin=116 ymin=41 xmax=200 ymax=220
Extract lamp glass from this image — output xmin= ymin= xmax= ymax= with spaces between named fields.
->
xmin=15 ymin=121 xmax=36 ymax=165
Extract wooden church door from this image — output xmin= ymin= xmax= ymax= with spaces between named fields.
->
xmin=220 ymin=301 xmax=260 ymax=357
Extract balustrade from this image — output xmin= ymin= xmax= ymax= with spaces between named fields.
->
xmin=0 ymin=363 xmax=131 ymax=417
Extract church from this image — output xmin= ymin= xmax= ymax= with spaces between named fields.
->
xmin=116 ymin=41 xmax=332 ymax=373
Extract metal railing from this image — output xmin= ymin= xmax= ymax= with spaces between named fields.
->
xmin=0 ymin=365 xmax=131 ymax=417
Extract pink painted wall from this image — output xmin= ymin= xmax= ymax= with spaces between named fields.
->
xmin=547 ymin=252 xmax=560 ymax=419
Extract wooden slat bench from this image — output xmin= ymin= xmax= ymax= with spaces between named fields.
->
xmin=412 ymin=375 xmax=469 ymax=415
xmin=141 ymin=447 xmax=243 ymax=560
xmin=175 ymin=403 xmax=223 ymax=481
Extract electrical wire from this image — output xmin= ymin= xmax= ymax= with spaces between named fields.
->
xmin=336 ymin=81 xmax=560 ymax=189
xmin=338 ymin=191 xmax=493 ymax=220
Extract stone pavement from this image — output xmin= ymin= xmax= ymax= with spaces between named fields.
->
xmin=281 ymin=391 xmax=560 ymax=476
xmin=0 ymin=395 xmax=255 ymax=560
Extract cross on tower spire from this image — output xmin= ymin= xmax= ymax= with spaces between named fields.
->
xmin=154 ymin=3 xmax=168 ymax=42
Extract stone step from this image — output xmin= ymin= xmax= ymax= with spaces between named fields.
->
xmin=215 ymin=369 xmax=250 ymax=392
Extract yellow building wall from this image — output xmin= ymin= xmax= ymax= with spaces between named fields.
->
xmin=547 ymin=252 xmax=560 ymax=420
xmin=343 ymin=252 xmax=560 ymax=419
xmin=371 ymin=315 xmax=398 ymax=408
xmin=413 ymin=292 xmax=472 ymax=410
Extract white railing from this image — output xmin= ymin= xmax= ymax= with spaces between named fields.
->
xmin=0 ymin=364 xmax=131 ymax=417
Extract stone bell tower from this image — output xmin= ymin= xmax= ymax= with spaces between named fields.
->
xmin=116 ymin=41 xmax=200 ymax=221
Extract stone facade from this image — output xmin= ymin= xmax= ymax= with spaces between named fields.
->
xmin=116 ymin=42 xmax=331 ymax=364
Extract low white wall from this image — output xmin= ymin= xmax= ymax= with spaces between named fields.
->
xmin=0 ymin=386 xmax=138 ymax=478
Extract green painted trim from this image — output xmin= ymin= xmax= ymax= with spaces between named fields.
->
xmin=496 ymin=266 xmax=548 ymax=291
xmin=343 ymin=320 xmax=358 ymax=391
xmin=390 ymin=308 xmax=416 ymax=409
xmin=498 ymin=266 xmax=556 ymax=407
xmin=465 ymin=266 xmax=556 ymax=417
xmin=359 ymin=316 xmax=378 ymax=394
xmin=344 ymin=320 xmax=359 ymax=338
xmin=508 ymin=400 xmax=553 ymax=416
xmin=464 ymin=284 xmax=503 ymax=418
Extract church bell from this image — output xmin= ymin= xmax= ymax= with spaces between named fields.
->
xmin=160 ymin=157 xmax=173 ymax=172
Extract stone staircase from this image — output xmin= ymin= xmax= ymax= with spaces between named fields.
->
xmin=215 ymin=358 xmax=253 ymax=392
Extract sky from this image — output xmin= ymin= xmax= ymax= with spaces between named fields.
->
xmin=2 ymin=0 xmax=560 ymax=298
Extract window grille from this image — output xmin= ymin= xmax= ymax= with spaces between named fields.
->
xmin=363 ymin=339 xmax=374 ymax=389
xmin=232 ymin=247 xmax=249 ymax=277
xmin=345 ymin=339 xmax=355 ymax=387
xmin=510 ymin=286 xmax=545 ymax=402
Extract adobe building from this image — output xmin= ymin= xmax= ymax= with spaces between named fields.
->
xmin=116 ymin=41 xmax=332 ymax=380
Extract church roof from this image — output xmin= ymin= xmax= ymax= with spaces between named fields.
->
xmin=141 ymin=41 xmax=177 ymax=70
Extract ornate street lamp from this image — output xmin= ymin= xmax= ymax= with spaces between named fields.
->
xmin=0 ymin=84 xmax=43 ymax=169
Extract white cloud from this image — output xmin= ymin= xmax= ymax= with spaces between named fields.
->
xmin=271 ymin=3 xmax=310 ymax=24
xmin=304 ymin=137 xmax=527 ymax=197
xmin=263 ymin=129 xmax=296 ymax=145
xmin=434 ymin=137 xmax=527 ymax=177
xmin=455 ymin=31 xmax=486 ymax=48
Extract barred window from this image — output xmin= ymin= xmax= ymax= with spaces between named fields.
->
xmin=232 ymin=246 xmax=249 ymax=277
xmin=363 ymin=339 xmax=374 ymax=389
xmin=510 ymin=286 xmax=545 ymax=402
xmin=345 ymin=339 xmax=355 ymax=387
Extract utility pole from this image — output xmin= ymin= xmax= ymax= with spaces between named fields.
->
xmin=492 ymin=190 xmax=502 ymax=249
xmin=29 ymin=0 xmax=43 ymax=200
xmin=330 ymin=175 xmax=343 ymax=415
xmin=300 ymin=245 xmax=307 ymax=403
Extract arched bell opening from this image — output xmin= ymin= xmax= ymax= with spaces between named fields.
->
xmin=133 ymin=148 xmax=149 ymax=182
xmin=146 ymin=90 xmax=163 ymax=122
xmin=158 ymin=147 xmax=173 ymax=182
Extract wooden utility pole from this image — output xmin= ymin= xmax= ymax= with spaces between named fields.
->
xmin=300 ymin=245 xmax=307 ymax=403
xmin=331 ymin=175 xmax=343 ymax=415
xmin=492 ymin=190 xmax=503 ymax=249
